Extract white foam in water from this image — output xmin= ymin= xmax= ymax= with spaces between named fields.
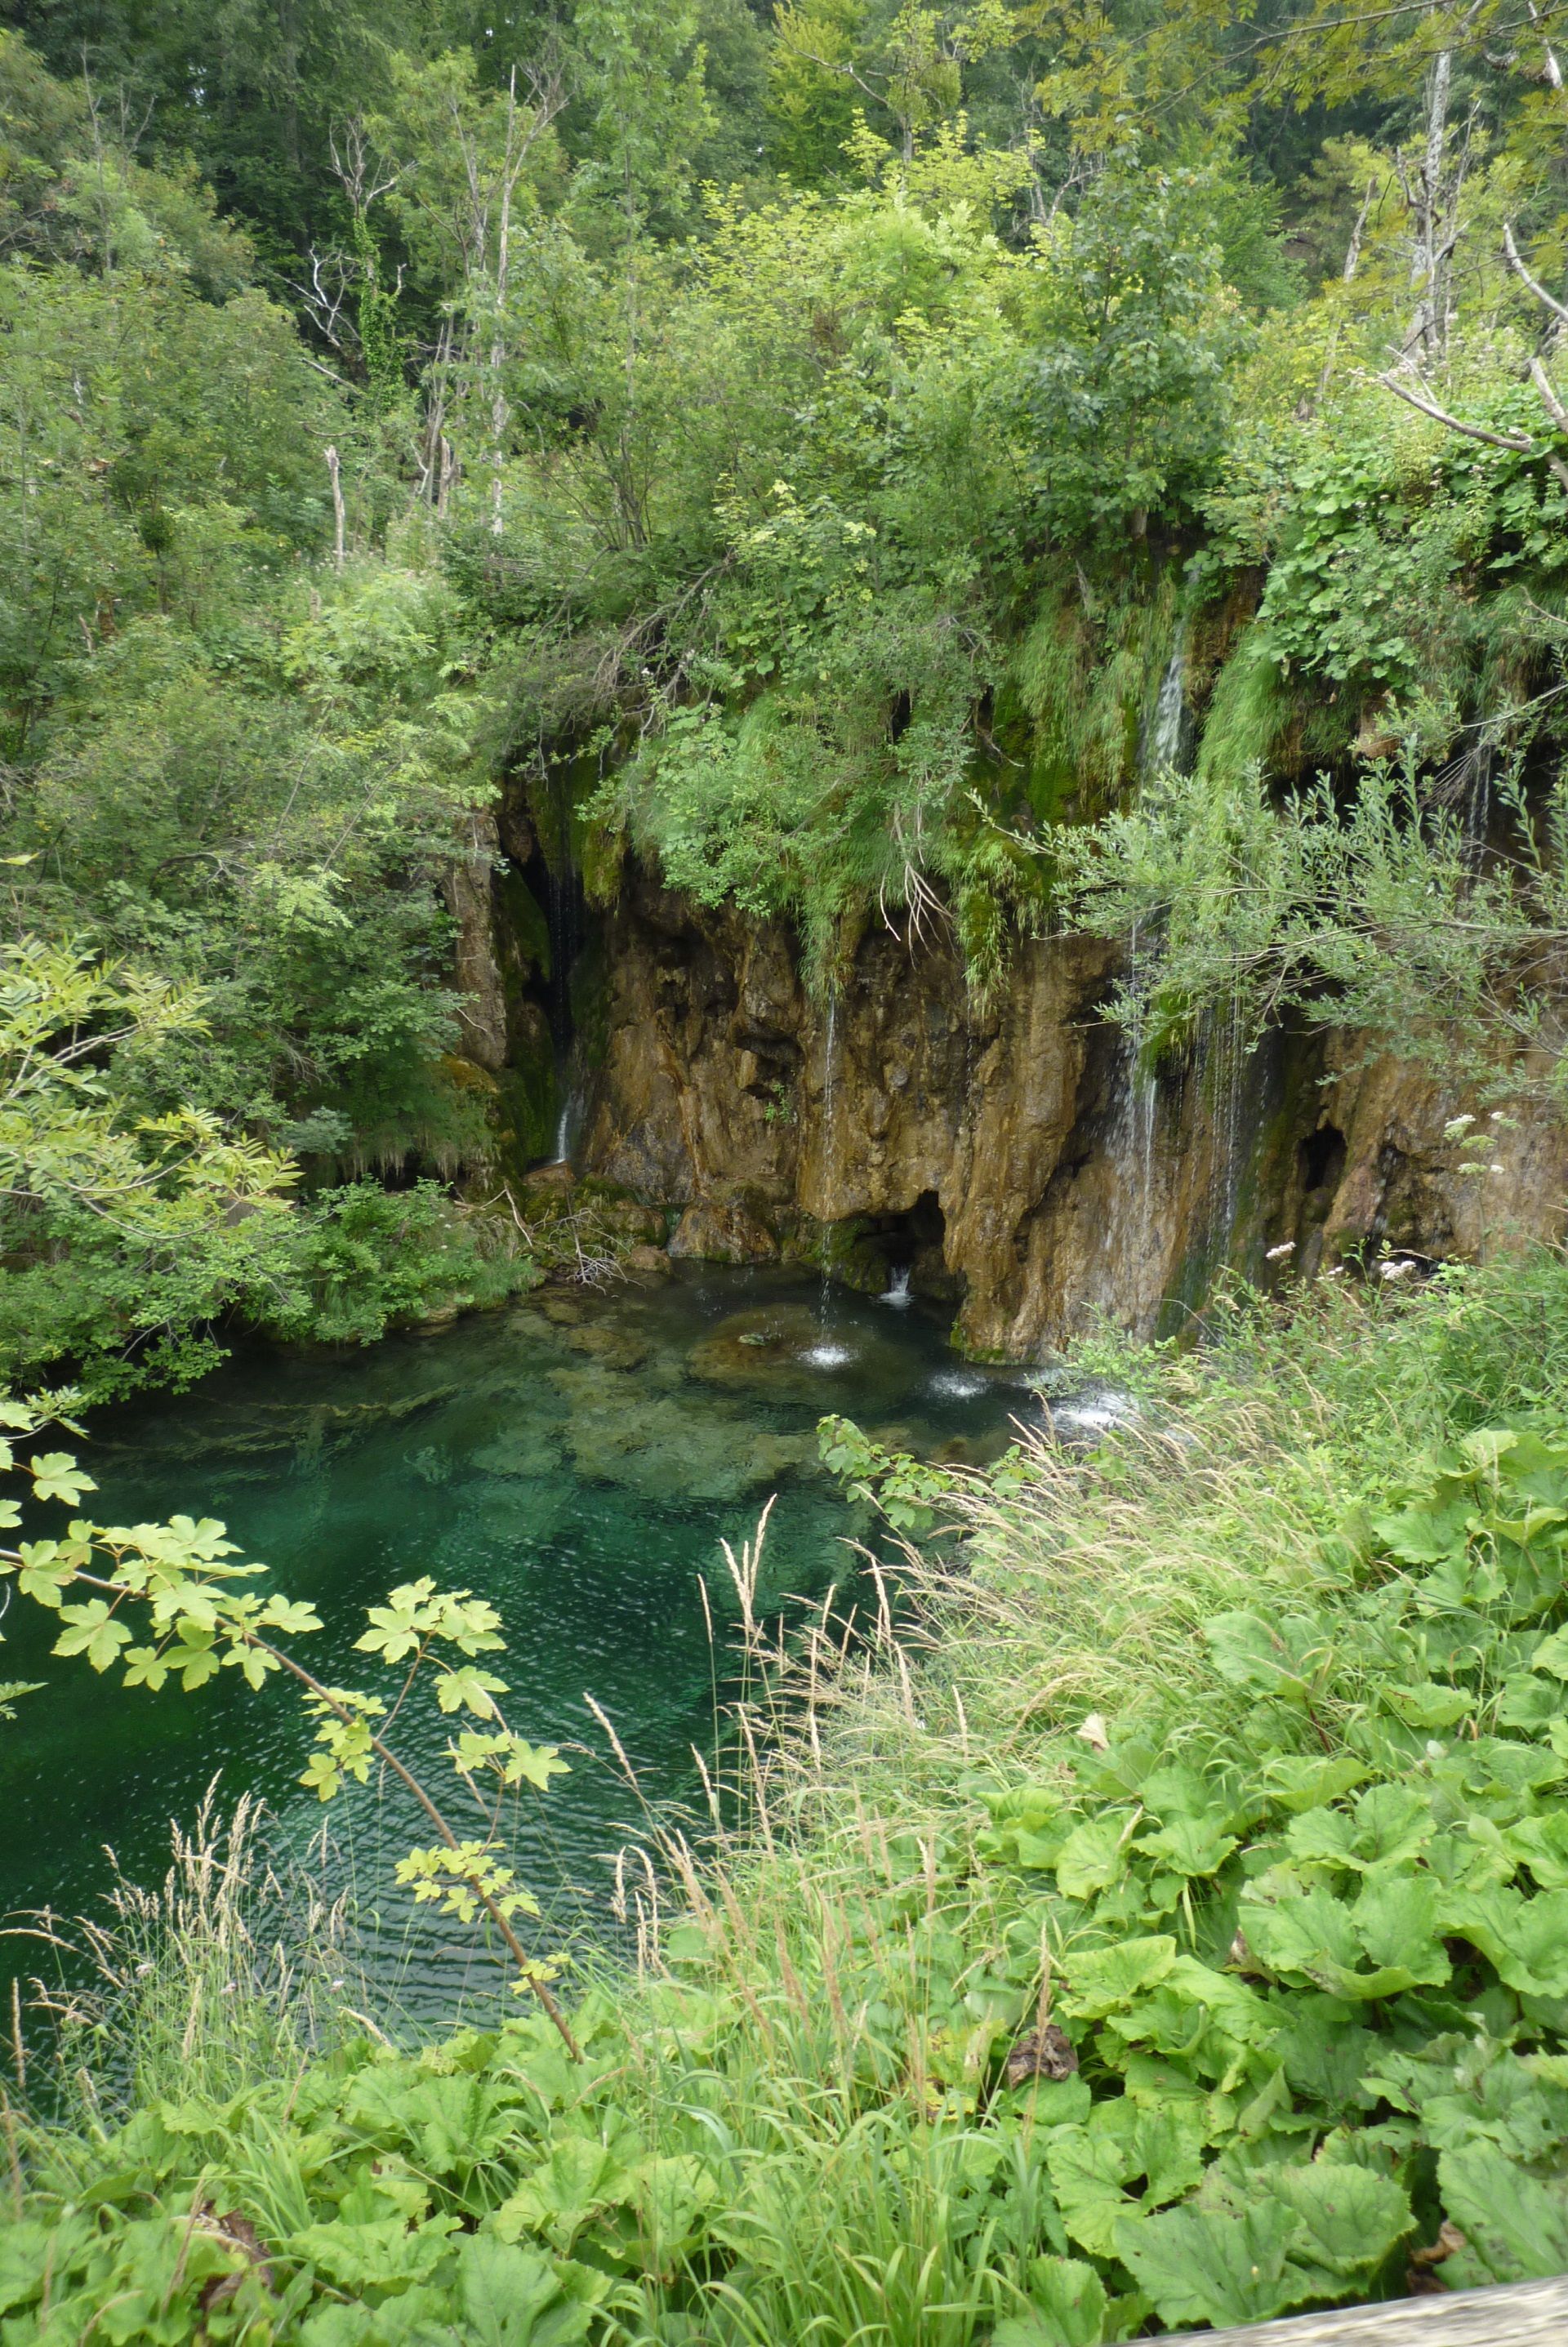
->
xmin=880 ymin=1266 xmax=913 ymax=1307
xmin=1051 ymin=1391 xmax=1138 ymax=1438
xmin=929 ymin=1369 xmax=990 ymax=1401
xmin=801 ymin=1342 xmax=854 ymax=1369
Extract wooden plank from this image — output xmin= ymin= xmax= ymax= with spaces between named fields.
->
xmin=1165 ymin=2277 xmax=1568 ymax=2345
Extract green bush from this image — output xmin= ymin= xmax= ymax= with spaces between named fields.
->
xmin=262 ymin=1181 xmax=540 ymax=1347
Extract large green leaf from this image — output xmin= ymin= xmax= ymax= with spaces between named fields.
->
xmin=1046 ymin=2101 xmax=1208 ymax=2259
xmin=1116 ymin=2201 xmax=1316 ymax=2330
xmin=1267 ymin=2163 xmax=1411 ymax=2276
xmin=1056 ymin=1815 xmax=1130 ymax=1899
xmin=1000 ymin=2256 xmax=1109 ymax=2347
xmin=1064 ymin=1936 xmax=1175 ymax=2020
xmin=1443 ymin=1886 xmax=1568 ymax=1995
xmin=1439 ymin=2142 xmax=1568 ymax=2283
xmin=457 ymin=2237 xmax=591 ymax=2347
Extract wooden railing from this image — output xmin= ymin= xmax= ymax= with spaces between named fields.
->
xmin=1168 ymin=2278 xmax=1568 ymax=2344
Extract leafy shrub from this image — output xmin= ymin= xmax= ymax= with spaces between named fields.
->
xmin=262 ymin=1181 xmax=540 ymax=1347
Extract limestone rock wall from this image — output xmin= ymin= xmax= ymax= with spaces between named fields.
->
xmin=568 ymin=868 xmax=1568 ymax=1357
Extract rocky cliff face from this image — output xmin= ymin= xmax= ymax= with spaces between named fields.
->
xmin=559 ymin=867 xmax=1568 ymax=1358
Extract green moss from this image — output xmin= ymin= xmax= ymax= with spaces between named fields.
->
xmin=492 ymin=1046 xmax=555 ymax=1171
xmin=497 ymin=865 xmax=550 ymax=982
xmin=1193 ymin=625 xmax=1291 ymax=786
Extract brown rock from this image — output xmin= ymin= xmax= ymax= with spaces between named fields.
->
xmin=668 ymin=1198 xmax=778 ymax=1263
xmin=625 ymin=1242 xmax=673 ymax=1277
xmin=554 ymin=863 xmax=1568 ymax=1358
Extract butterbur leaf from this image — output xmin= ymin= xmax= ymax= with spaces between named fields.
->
xmin=1263 ymin=1755 xmax=1367 ymax=1811
xmin=1063 ymin=1936 xmax=1175 ymax=2020
xmin=1116 ymin=2201 xmax=1313 ymax=2330
xmin=459 ymin=2236 xmax=591 ymax=2347
xmin=288 ymin=2213 xmax=459 ymax=2291
xmin=1134 ymin=1814 xmax=1239 ymax=1877
xmin=1056 ymin=1815 xmax=1129 ymax=1899
xmin=1013 ymin=2256 xmax=1108 ymax=2347
xmin=1351 ymin=1873 xmax=1449 ymax=1982
xmin=1354 ymin=1783 xmax=1436 ymax=1866
xmin=1267 ymin=2163 xmax=1412 ymax=2276
xmin=1500 ymin=1813 xmax=1568 ymax=1888
xmin=1446 ymin=1886 xmax=1568 ymax=1996
xmin=1383 ymin=1683 xmax=1471 ymax=1729
xmin=499 ymin=2139 xmax=631 ymax=2251
xmin=1047 ymin=2102 xmax=1206 ymax=2258
xmin=1285 ymin=1806 xmax=1361 ymax=1870
xmin=1496 ymin=1675 xmax=1561 ymax=1732
xmin=1241 ymin=1882 xmax=1361 ymax=1981
xmin=1207 ymin=1613 xmax=1314 ymax=1703
xmin=1438 ymin=2143 xmax=1568 ymax=2282
xmin=1529 ymin=1626 xmax=1568 ymax=1679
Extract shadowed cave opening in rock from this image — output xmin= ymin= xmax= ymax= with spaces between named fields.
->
xmin=859 ymin=1189 xmax=957 ymax=1300
xmin=1299 ymin=1120 xmax=1348 ymax=1202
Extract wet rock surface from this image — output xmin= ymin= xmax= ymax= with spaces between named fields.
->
xmin=570 ymin=867 xmax=1568 ymax=1355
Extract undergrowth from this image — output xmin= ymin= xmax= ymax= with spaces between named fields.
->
xmin=9 ymin=1257 xmax=1568 ymax=2340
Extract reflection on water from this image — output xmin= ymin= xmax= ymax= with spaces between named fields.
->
xmin=0 ymin=1266 xmax=1048 ymax=2022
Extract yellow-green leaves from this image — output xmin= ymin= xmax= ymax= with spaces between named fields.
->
xmin=355 ymin=1577 xmax=506 ymax=1664
xmin=28 ymin=1450 xmax=93 ymax=1505
xmin=396 ymin=1843 xmax=541 ymax=1926
xmin=451 ymin=1730 xmax=569 ymax=1790
xmin=300 ymin=1690 xmax=385 ymax=1801
xmin=52 ymin=1597 xmax=131 ymax=1672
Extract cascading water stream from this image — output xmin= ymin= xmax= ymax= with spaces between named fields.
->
xmin=543 ymin=775 xmax=582 ymax=1163
xmin=880 ymin=1264 xmax=913 ymax=1307
xmin=1150 ymin=635 xmax=1188 ymax=774
xmin=819 ymin=993 xmax=839 ymax=1321
xmin=1106 ymin=617 xmax=1192 ymax=1315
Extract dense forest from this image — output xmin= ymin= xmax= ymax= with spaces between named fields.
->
xmin=14 ymin=0 xmax=1568 ymax=2339
xmin=7 ymin=0 xmax=1568 ymax=1396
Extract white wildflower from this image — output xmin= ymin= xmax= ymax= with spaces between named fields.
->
xmin=1265 ymin=1240 xmax=1296 ymax=1262
xmin=1076 ymin=1712 xmax=1110 ymax=1752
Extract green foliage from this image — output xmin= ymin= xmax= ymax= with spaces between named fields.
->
xmin=263 ymin=1181 xmax=539 ymax=1347
xmin=22 ymin=1267 xmax=1568 ymax=2337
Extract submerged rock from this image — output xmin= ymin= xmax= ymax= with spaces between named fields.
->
xmin=547 ymin=1360 xmax=808 ymax=1500
xmin=562 ymin=1319 xmax=654 ymax=1371
xmin=471 ymin=1426 xmax=565 ymax=1479
xmin=686 ymin=1303 xmax=902 ymax=1405
xmin=624 ymin=1242 xmax=673 ymax=1279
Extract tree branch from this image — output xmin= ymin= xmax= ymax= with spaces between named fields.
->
xmin=1377 ymin=368 xmax=1535 ymax=449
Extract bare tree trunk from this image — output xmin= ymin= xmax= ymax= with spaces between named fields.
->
xmin=1343 ymin=176 xmax=1379 ymax=283
xmin=1406 ymin=38 xmax=1452 ymax=359
xmin=488 ymin=74 xmax=519 ymax=538
xmin=324 ymin=444 xmax=346 ymax=572
xmin=1526 ymin=0 xmax=1563 ymax=89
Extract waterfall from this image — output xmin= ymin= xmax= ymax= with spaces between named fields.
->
xmin=1197 ymin=990 xmax=1248 ymax=1285
xmin=1107 ymin=604 xmax=1192 ymax=1317
xmin=1147 ymin=621 xmax=1190 ymax=777
xmin=819 ymin=993 xmax=839 ymax=1318
xmin=542 ymin=769 xmax=581 ymax=1165
xmin=1462 ymin=733 xmax=1494 ymax=872
xmin=1108 ymin=918 xmax=1162 ymax=1313
xmin=880 ymin=1264 xmax=913 ymax=1307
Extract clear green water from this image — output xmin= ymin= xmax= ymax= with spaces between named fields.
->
xmin=1 ymin=1267 xmax=1049 ymax=2023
